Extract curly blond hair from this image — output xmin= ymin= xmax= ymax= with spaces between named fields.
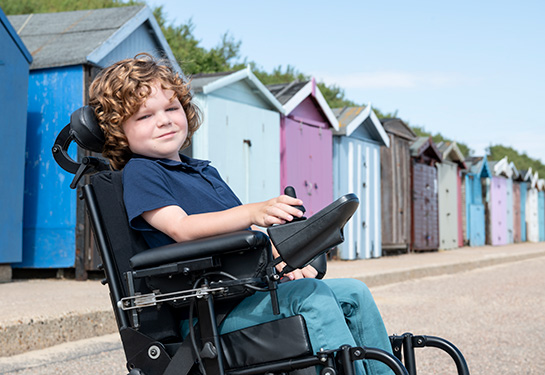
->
xmin=88 ymin=53 xmax=201 ymax=170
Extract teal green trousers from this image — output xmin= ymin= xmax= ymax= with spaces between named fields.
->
xmin=219 ymin=278 xmax=393 ymax=375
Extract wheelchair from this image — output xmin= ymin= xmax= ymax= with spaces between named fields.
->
xmin=52 ymin=106 xmax=470 ymax=375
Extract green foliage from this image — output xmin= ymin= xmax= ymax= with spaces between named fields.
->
xmin=154 ymin=7 xmax=246 ymax=75
xmin=0 ymin=0 xmax=140 ymax=14
xmin=487 ymin=145 xmax=545 ymax=177
xmin=412 ymin=125 xmax=472 ymax=158
xmin=253 ymin=64 xmax=308 ymax=85
xmin=6 ymin=0 xmax=544 ymax=175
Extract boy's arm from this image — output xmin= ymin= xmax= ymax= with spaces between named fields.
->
xmin=141 ymin=195 xmax=304 ymax=243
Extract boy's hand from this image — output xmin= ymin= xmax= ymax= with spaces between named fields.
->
xmin=284 ymin=265 xmax=318 ymax=281
xmin=251 ymin=195 xmax=304 ymax=227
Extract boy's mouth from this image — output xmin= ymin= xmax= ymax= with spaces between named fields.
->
xmin=157 ymin=131 xmax=176 ymax=139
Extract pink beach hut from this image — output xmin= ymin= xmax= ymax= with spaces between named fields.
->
xmin=268 ymin=79 xmax=339 ymax=215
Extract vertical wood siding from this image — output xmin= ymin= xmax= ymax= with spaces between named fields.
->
xmin=539 ymin=191 xmax=545 ymax=242
xmin=506 ymin=179 xmax=514 ymax=243
xmin=512 ymin=183 xmax=521 ymax=243
xmin=519 ymin=182 xmax=527 ymax=242
xmin=411 ymin=162 xmax=439 ymax=250
xmin=380 ymin=134 xmax=412 ymax=251
xmin=0 ymin=24 xmax=30 ymax=263
xmin=437 ymin=161 xmax=459 ymax=249
xmin=488 ymin=176 xmax=508 ymax=246
xmin=526 ymin=188 xmax=539 ymax=242
xmin=334 ymin=137 xmax=381 ymax=259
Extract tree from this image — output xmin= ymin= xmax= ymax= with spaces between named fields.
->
xmin=487 ymin=145 xmax=545 ymax=178
xmin=412 ymin=125 xmax=472 ymax=157
xmin=154 ymin=7 xmax=246 ymax=75
xmin=0 ymin=0 xmax=139 ymax=14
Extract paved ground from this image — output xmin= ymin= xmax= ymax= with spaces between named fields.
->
xmin=2 ymin=255 xmax=544 ymax=374
xmin=0 ymin=241 xmax=544 ymax=359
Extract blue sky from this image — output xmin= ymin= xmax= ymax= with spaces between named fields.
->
xmin=145 ymin=0 xmax=545 ymax=163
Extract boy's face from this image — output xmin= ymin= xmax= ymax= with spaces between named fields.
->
xmin=122 ymin=82 xmax=188 ymax=161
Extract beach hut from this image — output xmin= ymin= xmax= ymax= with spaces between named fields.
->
xmin=0 ymin=8 xmax=32 ymax=278
xmin=515 ymin=168 xmax=532 ymax=242
xmin=268 ymin=79 xmax=339 ymax=216
xmin=379 ymin=118 xmax=417 ymax=253
xmin=463 ymin=156 xmax=492 ymax=246
xmin=538 ymin=179 xmax=545 ymax=242
xmin=486 ymin=158 xmax=509 ymax=246
xmin=492 ymin=157 xmax=515 ymax=243
xmin=509 ymin=162 xmax=523 ymax=243
xmin=8 ymin=6 xmax=179 ymax=277
xmin=409 ymin=137 xmax=443 ymax=251
xmin=190 ymin=68 xmax=284 ymax=204
xmin=526 ymin=172 xmax=540 ymax=243
xmin=332 ymin=105 xmax=390 ymax=259
xmin=436 ymin=142 xmax=466 ymax=250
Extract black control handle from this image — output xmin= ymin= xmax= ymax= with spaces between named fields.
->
xmin=284 ymin=186 xmax=306 ymax=216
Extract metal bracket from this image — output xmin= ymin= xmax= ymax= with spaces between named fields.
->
xmin=118 ymin=285 xmax=226 ymax=311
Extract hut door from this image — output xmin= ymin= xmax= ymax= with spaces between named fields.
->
xmin=513 ymin=183 xmax=521 ymax=243
xmin=538 ymin=192 xmax=545 ymax=241
xmin=411 ymin=162 xmax=439 ymax=250
xmin=489 ymin=177 xmax=508 ymax=245
xmin=519 ymin=183 xmax=527 ymax=242
xmin=526 ymin=189 xmax=539 ymax=242
xmin=506 ymin=180 xmax=514 ymax=243
xmin=437 ymin=162 xmax=459 ymax=250
xmin=284 ymin=120 xmax=332 ymax=216
xmin=469 ymin=204 xmax=485 ymax=246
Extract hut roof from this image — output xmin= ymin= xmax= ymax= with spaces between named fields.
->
xmin=1 ymin=7 xmax=32 ymax=64
xmin=464 ymin=156 xmax=492 ymax=178
xmin=491 ymin=156 xmax=515 ymax=178
xmin=509 ymin=161 xmax=521 ymax=180
xmin=332 ymin=105 xmax=389 ymax=147
xmin=191 ymin=66 xmax=284 ymax=112
xmin=410 ymin=136 xmax=442 ymax=162
xmin=267 ymin=78 xmax=339 ymax=130
xmin=380 ymin=118 xmax=417 ymax=141
xmin=8 ymin=6 xmax=178 ymax=71
xmin=518 ymin=168 xmax=533 ymax=182
xmin=437 ymin=141 xmax=466 ymax=169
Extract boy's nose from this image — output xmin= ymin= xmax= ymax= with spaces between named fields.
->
xmin=156 ymin=112 xmax=171 ymax=126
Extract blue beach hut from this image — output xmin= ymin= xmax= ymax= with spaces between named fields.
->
xmin=462 ymin=156 xmax=491 ymax=246
xmin=0 ymin=8 xmax=32 ymax=274
xmin=538 ymin=179 xmax=545 ymax=242
xmin=526 ymin=172 xmax=540 ymax=243
xmin=332 ymin=105 xmax=390 ymax=259
xmin=8 ymin=6 xmax=179 ymax=276
xmin=189 ymin=68 xmax=284 ymax=204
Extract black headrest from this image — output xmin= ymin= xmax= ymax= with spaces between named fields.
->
xmin=70 ymin=106 xmax=105 ymax=153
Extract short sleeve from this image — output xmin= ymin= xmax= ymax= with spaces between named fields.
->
xmin=123 ymin=159 xmax=179 ymax=231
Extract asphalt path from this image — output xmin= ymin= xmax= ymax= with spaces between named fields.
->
xmin=2 ymin=256 xmax=544 ymax=375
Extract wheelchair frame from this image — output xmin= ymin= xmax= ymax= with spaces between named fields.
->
xmin=52 ymin=106 xmax=470 ymax=375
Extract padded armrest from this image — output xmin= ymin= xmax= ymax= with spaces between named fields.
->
xmin=267 ymin=194 xmax=358 ymax=270
xmin=129 ymin=230 xmax=269 ymax=270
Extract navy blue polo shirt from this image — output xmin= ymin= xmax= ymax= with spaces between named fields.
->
xmin=123 ymin=154 xmax=243 ymax=248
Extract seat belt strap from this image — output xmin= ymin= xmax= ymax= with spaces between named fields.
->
xmin=163 ymin=338 xmax=196 ymax=375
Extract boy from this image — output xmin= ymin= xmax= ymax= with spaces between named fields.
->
xmin=89 ymin=53 xmax=393 ymax=375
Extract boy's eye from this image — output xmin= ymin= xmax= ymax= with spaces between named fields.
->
xmin=166 ymin=106 xmax=180 ymax=112
xmin=136 ymin=114 xmax=150 ymax=121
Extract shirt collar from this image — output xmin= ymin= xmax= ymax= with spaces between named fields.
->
xmin=131 ymin=153 xmax=210 ymax=172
